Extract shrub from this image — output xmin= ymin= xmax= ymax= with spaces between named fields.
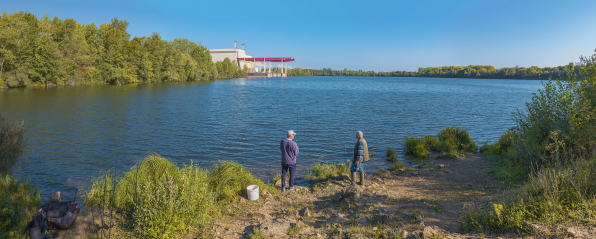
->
xmin=404 ymin=136 xmax=429 ymax=158
xmin=0 ymin=175 xmax=41 ymax=239
xmin=438 ymin=127 xmax=478 ymax=154
xmin=0 ymin=114 xmax=26 ymax=174
xmin=423 ymin=135 xmax=440 ymax=151
xmin=385 ymin=148 xmax=397 ymax=161
xmin=390 ymin=161 xmax=405 ymax=171
xmin=304 ymin=162 xmax=350 ymax=179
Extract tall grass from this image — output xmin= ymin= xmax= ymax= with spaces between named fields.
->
xmin=385 ymin=148 xmax=397 ymax=161
xmin=304 ymin=162 xmax=350 ymax=179
xmin=464 ymin=156 xmax=596 ymax=232
xmin=209 ymin=161 xmax=275 ymax=204
xmin=86 ymin=155 xmax=276 ymax=238
xmin=0 ymin=175 xmax=41 ymax=239
xmin=437 ymin=126 xmax=478 ymax=154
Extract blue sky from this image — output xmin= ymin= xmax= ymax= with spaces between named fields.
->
xmin=4 ymin=0 xmax=596 ymax=71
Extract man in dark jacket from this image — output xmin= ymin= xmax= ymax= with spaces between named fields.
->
xmin=350 ymin=131 xmax=369 ymax=185
xmin=280 ymin=130 xmax=299 ymax=191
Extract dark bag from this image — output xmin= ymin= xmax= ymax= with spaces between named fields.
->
xmin=26 ymin=209 xmax=47 ymax=239
xmin=42 ymin=201 xmax=81 ymax=230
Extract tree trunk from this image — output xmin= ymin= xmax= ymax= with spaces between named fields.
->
xmin=0 ymin=55 xmax=5 ymax=81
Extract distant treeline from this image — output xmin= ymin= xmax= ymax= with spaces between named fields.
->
xmin=289 ymin=64 xmax=578 ymax=79
xmin=0 ymin=11 xmax=244 ymax=88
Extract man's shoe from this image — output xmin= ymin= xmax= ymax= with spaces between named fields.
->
xmin=281 ymin=187 xmax=285 ymax=192
xmin=288 ymin=186 xmax=295 ymax=190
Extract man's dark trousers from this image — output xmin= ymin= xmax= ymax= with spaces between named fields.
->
xmin=281 ymin=163 xmax=296 ymax=188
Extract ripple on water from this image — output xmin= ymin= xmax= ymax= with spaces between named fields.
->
xmin=0 ymin=77 xmax=544 ymax=199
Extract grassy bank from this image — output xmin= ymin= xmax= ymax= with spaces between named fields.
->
xmin=464 ymin=54 xmax=596 ymax=233
xmin=85 ymin=155 xmax=276 ymax=238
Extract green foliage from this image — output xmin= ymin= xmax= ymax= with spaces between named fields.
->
xmin=0 ymin=11 xmax=244 ymax=88
xmin=464 ymin=157 xmax=596 ymax=233
xmin=437 ymin=127 xmax=478 ymax=154
xmin=0 ymin=114 xmax=26 ymax=174
xmin=288 ymin=64 xmax=575 ymax=79
xmin=385 ymin=147 xmax=397 ymax=161
xmin=208 ymin=160 xmax=275 ymax=204
xmin=86 ymin=155 xmax=273 ymax=238
xmin=133 ymin=164 xmax=214 ymax=238
xmin=404 ymin=136 xmax=429 ymax=158
xmin=304 ymin=162 xmax=350 ymax=179
xmin=465 ymin=52 xmax=596 ymax=233
xmin=423 ymin=135 xmax=440 ymax=151
xmin=0 ymin=174 xmax=41 ymax=239
xmin=405 ymin=128 xmax=476 ymax=158
xmin=390 ymin=161 xmax=405 ymax=171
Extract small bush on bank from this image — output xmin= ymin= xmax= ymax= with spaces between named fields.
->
xmin=405 ymin=129 xmax=476 ymax=158
xmin=404 ymin=136 xmax=429 ymax=158
xmin=0 ymin=175 xmax=41 ymax=239
xmin=0 ymin=114 xmax=26 ymax=174
xmin=438 ymin=127 xmax=478 ymax=154
xmin=423 ymin=135 xmax=440 ymax=151
xmin=304 ymin=162 xmax=350 ymax=179
xmin=385 ymin=148 xmax=397 ymax=161
xmin=390 ymin=161 xmax=405 ymax=171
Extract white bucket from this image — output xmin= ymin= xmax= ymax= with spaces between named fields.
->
xmin=247 ymin=185 xmax=259 ymax=200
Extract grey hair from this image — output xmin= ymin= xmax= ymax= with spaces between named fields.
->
xmin=356 ymin=131 xmax=363 ymax=138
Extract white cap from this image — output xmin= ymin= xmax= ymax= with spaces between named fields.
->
xmin=287 ymin=130 xmax=296 ymax=136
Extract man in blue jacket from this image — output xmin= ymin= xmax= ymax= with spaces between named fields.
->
xmin=280 ymin=130 xmax=299 ymax=191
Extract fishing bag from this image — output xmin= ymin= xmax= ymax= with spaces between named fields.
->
xmin=26 ymin=209 xmax=48 ymax=239
xmin=42 ymin=201 xmax=81 ymax=229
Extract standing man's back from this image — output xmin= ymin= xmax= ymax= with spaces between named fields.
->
xmin=280 ymin=130 xmax=299 ymax=191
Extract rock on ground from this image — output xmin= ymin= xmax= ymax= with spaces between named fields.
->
xmin=333 ymin=192 xmax=343 ymax=202
xmin=342 ymin=185 xmax=362 ymax=198
xmin=259 ymin=216 xmax=296 ymax=236
xmin=299 ymin=207 xmax=311 ymax=217
xmin=340 ymin=198 xmax=350 ymax=209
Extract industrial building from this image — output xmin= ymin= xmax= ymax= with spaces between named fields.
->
xmin=209 ymin=41 xmax=294 ymax=77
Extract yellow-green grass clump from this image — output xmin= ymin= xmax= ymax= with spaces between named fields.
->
xmin=86 ymin=155 xmax=276 ymax=238
xmin=304 ymin=162 xmax=350 ymax=179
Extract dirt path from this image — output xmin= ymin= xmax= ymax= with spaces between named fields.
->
xmin=57 ymin=153 xmax=531 ymax=238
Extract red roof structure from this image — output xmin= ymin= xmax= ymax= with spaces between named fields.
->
xmin=237 ymin=57 xmax=294 ymax=62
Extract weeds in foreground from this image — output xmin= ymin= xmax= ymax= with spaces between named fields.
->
xmin=0 ymin=174 xmax=41 ymax=239
xmin=464 ymin=157 xmax=596 ymax=233
xmin=304 ymin=162 xmax=350 ymax=179
xmin=390 ymin=161 xmax=405 ymax=171
xmin=86 ymin=155 xmax=276 ymax=238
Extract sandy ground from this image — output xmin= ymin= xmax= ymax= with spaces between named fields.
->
xmin=48 ymin=152 xmax=595 ymax=238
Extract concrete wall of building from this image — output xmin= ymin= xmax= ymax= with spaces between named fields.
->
xmin=209 ymin=49 xmax=251 ymax=67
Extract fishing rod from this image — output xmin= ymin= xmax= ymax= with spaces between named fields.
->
xmin=335 ymin=135 xmax=353 ymax=157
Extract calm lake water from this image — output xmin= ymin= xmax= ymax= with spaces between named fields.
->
xmin=0 ymin=76 xmax=544 ymax=199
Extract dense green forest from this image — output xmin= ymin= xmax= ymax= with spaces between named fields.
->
xmin=289 ymin=64 xmax=578 ymax=79
xmin=0 ymin=11 xmax=245 ymax=88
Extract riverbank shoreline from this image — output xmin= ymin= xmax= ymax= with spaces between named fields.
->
xmin=41 ymin=152 xmax=593 ymax=239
